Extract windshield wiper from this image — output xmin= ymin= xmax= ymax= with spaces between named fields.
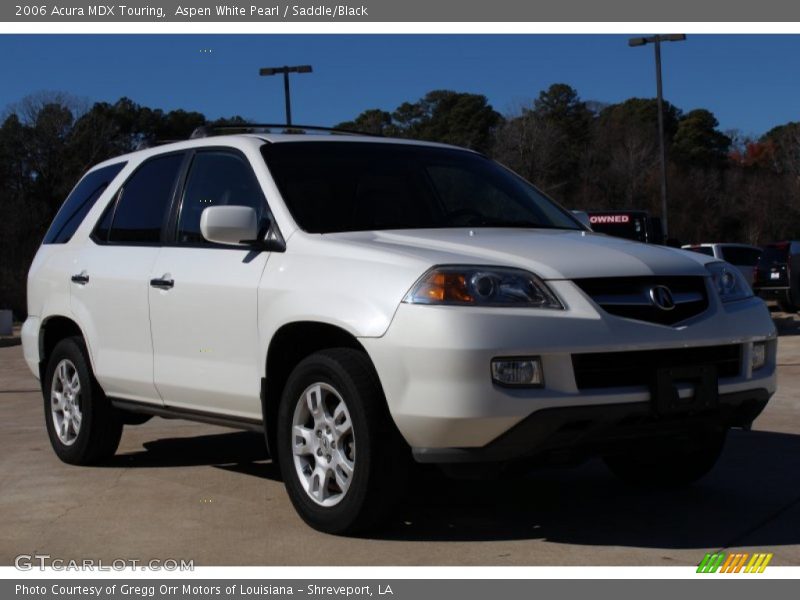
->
xmin=470 ymin=218 xmax=578 ymax=230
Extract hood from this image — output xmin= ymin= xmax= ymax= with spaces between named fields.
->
xmin=323 ymin=228 xmax=713 ymax=280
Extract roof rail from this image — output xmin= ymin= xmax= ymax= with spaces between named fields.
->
xmin=189 ymin=123 xmax=381 ymax=139
xmin=135 ymin=139 xmax=184 ymax=151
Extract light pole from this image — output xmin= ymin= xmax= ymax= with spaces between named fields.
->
xmin=258 ymin=65 xmax=313 ymax=126
xmin=628 ymin=34 xmax=686 ymax=239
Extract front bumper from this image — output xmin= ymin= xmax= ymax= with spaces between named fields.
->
xmin=361 ymin=280 xmax=777 ymax=455
xmin=20 ymin=316 xmax=41 ymax=380
xmin=412 ymin=388 xmax=769 ymax=463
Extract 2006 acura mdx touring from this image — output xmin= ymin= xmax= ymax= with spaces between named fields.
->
xmin=23 ymin=128 xmax=777 ymax=534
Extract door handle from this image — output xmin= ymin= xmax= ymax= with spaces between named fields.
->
xmin=71 ymin=272 xmax=89 ymax=285
xmin=150 ymin=276 xmax=174 ymax=290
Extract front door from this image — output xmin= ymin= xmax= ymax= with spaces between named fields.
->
xmin=148 ymin=149 xmax=272 ymax=420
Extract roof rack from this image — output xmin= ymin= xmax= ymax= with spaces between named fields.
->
xmin=135 ymin=139 xmax=184 ymax=151
xmin=189 ymin=124 xmax=381 ymax=139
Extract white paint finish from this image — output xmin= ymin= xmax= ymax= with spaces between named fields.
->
xmin=148 ymin=247 xmax=269 ymax=419
xmin=324 ymin=228 xmax=712 ymax=280
xmin=362 ymin=294 xmax=777 ymax=448
xmin=256 ymin=232 xmax=429 ymax=353
xmin=69 ymin=244 xmax=162 ymax=403
xmin=199 ymin=205 xmax=259 ymax=246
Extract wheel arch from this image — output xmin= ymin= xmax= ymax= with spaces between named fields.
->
xmin=38 ymin=315 xmax=92 ymax=381
xmin=262 ymin=321 xmax=380 ymax=458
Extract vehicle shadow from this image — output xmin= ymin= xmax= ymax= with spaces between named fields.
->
xmin=108 ymin=428 xmax=800 ymax=549
xmin=107 ymin=431 xmax=273 ymax=471
xmin=772 ymin=312 xmax=800 ymax=337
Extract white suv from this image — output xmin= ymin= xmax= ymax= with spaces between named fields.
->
xmin=23 ymin=130 xmax=777 ymax=534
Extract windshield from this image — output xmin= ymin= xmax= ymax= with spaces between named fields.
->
xmin=261 ymin=142 xmax=583 ymax=234
xmin=759 ymin=245 xmax=789 ymax=265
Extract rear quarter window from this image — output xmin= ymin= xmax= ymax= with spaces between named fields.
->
xmin=42 ymin=162 xmax=126 ymax=244
xmin=721 ymin=246 xmax=761 ymax=266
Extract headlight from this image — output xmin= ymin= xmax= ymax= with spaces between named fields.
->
xmin=706 ymin=262 xmax=753 ymax=303
xmin=403 ymin=266 xmax=563 ymax=308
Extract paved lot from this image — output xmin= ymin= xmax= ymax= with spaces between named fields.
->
xmin=1 ymin=314 xmax=799 ymax=566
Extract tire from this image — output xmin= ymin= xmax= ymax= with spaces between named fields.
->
xmin=276 ymin=348 xmax=408 ymax=535
xmin=778 ymin=296 xmax=799 ymax=314
xmin=604 ymin=427 xmax=727 ymax=488
xmin=43 ymin=336 xmax=123 ymax=465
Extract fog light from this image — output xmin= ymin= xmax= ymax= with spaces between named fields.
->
xmin=752 ymin=342 xmax=767 ymax=371
xmin=491 ymin=357 xmax=543 ymax=387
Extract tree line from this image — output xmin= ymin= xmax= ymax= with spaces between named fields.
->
xmin=1 ymin=85 xmax=798 ymax=315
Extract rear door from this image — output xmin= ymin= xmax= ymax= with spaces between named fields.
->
xmin=148 ymin=148 xmax=273 ymax=421
xmin=71 ymin=152 xmax=185 ymax=404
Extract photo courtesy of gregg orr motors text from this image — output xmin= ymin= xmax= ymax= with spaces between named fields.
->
xmin=15 ymin=585 xmax=391 ymax=597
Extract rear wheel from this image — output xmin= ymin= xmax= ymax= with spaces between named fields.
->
xmin=43 ymin=337 xmax=123 ymax=465
xmin=604 ymin=427 xmax=727 ymax=487
xmin=276 ymin=348 xmax=408 ymax=534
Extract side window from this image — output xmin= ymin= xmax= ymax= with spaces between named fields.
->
xmin=721 ymin=247 xmax=761 ymax=266
xmin=43 ymin=162 xmax=126 ymax=244
xmin=100 ymin=153 xmax=184 ymax=244
xmin=687 ymin=246 xmax=714 ymax=257
xmin=176 ymin=151 xmax=267 ymax=244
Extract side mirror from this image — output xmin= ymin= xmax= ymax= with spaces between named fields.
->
xmin=200 ymin=206 xmax=259 ymax=246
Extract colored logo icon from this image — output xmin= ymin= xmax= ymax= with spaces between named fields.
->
xmin=697 ymin=552 xmax=773 ymax=573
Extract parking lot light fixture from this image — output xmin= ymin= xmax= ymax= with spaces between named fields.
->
xmin=628 ymin=34 xmax=686 ymax=239
xmin=258 ymin=64 xmax=313 ymax=126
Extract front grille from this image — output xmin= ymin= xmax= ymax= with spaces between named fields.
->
xmin=572 ymin=344 xmax=742 ymax=389
xmin=573 ymin=276 xmax=709 ymax=326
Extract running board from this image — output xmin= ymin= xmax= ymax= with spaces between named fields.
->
xmin=110 ymin=399 xmax=264 ymax=433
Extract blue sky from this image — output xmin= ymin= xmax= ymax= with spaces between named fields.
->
xmin=0 ymin=34 xmax=797 ymax=137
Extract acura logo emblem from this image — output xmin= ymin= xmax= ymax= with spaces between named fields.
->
xmin=649 ymin=285 xmax=675 ymax=311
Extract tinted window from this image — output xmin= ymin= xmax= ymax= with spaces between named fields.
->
xmin=721 ymin=246 xmax=761 ymax=266
xmin=177 ymin=151 xmax=267 ymax=244
xmin=261 ymin=142 xmax=581 ymax=234
xmin=43 ymin=162 xmax=126 ymax=244
xmin=759 ymin=245 xmax=789 ymax=265
xmin=686 ymin=246 xmax=715 ymax=257
xmin=106 ymin=153 xmax=184 ymax=244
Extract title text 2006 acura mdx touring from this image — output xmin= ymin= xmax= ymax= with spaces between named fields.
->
xmin=23 ymin=129 xmax=777 ymax=533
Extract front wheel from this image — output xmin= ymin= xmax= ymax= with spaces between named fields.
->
xmin=604 ymin=427 xmax=727 ymax=487
xmin=276 ymin=348 xmax=408 ymax=534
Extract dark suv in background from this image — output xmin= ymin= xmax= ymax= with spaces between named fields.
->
xmin=754 ymin=241 xmax=800 ymax=312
